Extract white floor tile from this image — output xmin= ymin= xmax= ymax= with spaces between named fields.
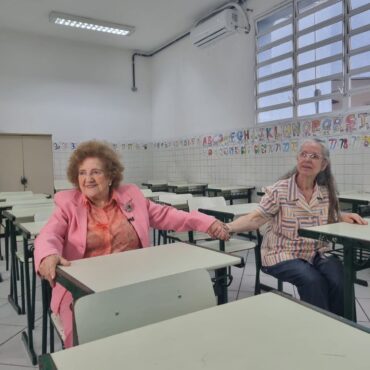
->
xmin=243 ymin=262 xmax=257 ymax=276
xmin=239 ymin=274 xmax=257 ymax=293
xmin=356 ymin=299 xmax=369 ymax=322
xmin=0 ymin=332 xmax=37 ymax=368
xmin=0 ymin=364 xmax=36 ymax=369
xmin=357 ymin=298 xmax=370 ymax=321
xmin=228 ymin=290 xmax=238 ymax=302
xmin=0 ymin=324 xmax=24 ymax=344
xmin=354 ymin=283 xmax=370 ymax=299
xmin=236 ymin=291 xmax=254 ymax=300
xmin=357 ymin=321 xmax=370 ymax=330
xmin=356 ymin=268 xmax=370 ymax=281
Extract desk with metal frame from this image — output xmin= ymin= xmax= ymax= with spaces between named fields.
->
xmin=152 ymin=195 xmax=192 ymax=244
xmin=339 ymin=192 xmax=370 ymax=213
xmin=199 ymin=203 xmax=259 ymax=219
xmin=39 ymin=292 xmax=370 ymax=370
xmin=206 ymin=185 xmax=255 ymax=204
xmin=1 ymin=199 xmax=53 ymax=313
xmin=0 ymin=194 xmax=44 ymax=264
xmin=338 ymin=193 xmax=370 ymax=287
xmin=54 ymin=180 xmax=74 ymax=193
xmin=299 ymin=221 xmax=370 ymax=322
xmin=17 ymin=221 xmax=46 ymax=365
xmin=167 ymin=182 xmax=207 ymax=195
xmin=198 ymin=203 xmax=259 ymax=244
xmin=141 ymin=180 xmax=169 ymax=192
xmin=56 ymin=243 xmax=242 ymax=313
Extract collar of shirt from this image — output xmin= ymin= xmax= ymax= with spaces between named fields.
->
xmin=81 ymin=189 xmax=119 ymax=210
xmin=287 ymin=174 xmax=323 ymax=202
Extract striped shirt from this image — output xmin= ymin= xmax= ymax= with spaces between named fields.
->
xmin=257 ymin=175 xmax=330 ymax=266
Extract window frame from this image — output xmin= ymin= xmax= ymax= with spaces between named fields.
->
xmin=255 ymin=0 xmax=370 ymax=125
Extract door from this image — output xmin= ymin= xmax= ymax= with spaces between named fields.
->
xmin=0 ymin=135 xmax=24 ymax=191
xmin=0 ymin=134 xmax=54 ymax=195
xmin=22 ymin=135 xmax=54 ymax=195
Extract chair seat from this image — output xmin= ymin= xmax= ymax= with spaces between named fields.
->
xmin=197 ymin=239 xmax=256 ymax=253
xmin=50 ymin=313 xmax=66 ymax=342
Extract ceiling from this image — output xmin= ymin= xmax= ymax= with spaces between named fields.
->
xmin=0 ymin=0 xmax=229 ymax=52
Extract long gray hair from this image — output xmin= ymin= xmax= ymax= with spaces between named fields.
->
xmin=281 ymin=138 xmax=340 ymax=223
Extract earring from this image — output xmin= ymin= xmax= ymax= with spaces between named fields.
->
xmin=109 ymin=182 xmax=112 ymax=186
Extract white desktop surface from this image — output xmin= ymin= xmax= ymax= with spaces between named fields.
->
xmin=18 ymin=221 xmax=47 ymax=237
xmin=49 ymin=292 xmax=370 ymax=370
xmin=144 ymin=180 xmax=168 ymax=185
xmin=207 ymin=184 xmax=254 ymax=191
xmin=339 ymin=192 xmax=370 ymax=202
xmin=150 ymin=191 xmax=172 ymax=197
xmin=300 ymin=222 xmax=370 ymax=243
xmin=54 ymin=180 xmax=74 ymax=191
xmin=57 ymin=243 xmax=241 ymax=293
xmin=6 ymin=205 xmax=54 ymax=220
xmin=167 ymin=182 xmax=204 ymax=187
xmin=0 ymin=198 xmax=53 ymax=209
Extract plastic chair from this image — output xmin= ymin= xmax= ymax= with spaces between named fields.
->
xmin=15 ymin=207 xmax=54 ymax=319
xmin=193 ymin=197 xmax=256 ymax=256
xmin=156 ymin=193 xmax=194 ymax=244
xmin=254 ymin=229 xmax=284 ymax=295
xmin=140 ymin=188 xmax=153 ymax=197
xmin=73 ymin=269 xmax=216 ymax=345
xmin=165 ymin=196 xmax=227 ymax=244
xmin=34 ymin=208 xmax=54 ymax=222
xmin=41 ymin=280 xmax=65 ymax=354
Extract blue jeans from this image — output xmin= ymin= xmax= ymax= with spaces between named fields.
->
xmin=262 ymin=253 xmax=344 ymax=316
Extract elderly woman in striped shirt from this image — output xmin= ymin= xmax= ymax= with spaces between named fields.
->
xmin=227 ymin=138 xmax=367 ymax=316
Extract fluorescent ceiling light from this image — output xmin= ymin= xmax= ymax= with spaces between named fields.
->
xmin=49 ymin=11 xmax=135 ymax=36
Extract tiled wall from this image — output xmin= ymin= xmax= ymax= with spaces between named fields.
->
xmin=53 ymin=142 xmax=152 ymax=186
xmin=53 ymin=112 xmax=370 ymax=198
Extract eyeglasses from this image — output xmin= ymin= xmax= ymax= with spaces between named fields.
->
xmin=298 ymin=151 xmax=323 ymax=161
xmin=78 ymin=169 xmax=105 ymax=178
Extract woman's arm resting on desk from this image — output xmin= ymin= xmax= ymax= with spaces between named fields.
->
xmin=39 ymin=255 xmax=71 ymax=288
xmin=340 ymin=213 xmax=368 ymax=225
xmin=227 ymin=210 xmax=269 ymax=234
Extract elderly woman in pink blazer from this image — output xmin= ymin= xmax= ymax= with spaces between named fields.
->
xmin=34 ymin=140 xmax=228 ymax=348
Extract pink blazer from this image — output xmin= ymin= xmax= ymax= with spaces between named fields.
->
xmin=34 ymin=184 xmax=215 ymax=314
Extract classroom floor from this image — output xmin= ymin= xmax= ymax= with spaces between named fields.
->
xmin=0 ymin=249 xmax=369 ymax=369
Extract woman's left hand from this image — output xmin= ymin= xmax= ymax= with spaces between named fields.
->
xmin=341 ymin=213 xmax=368 ymax=225
xmin=207 ymin=220 xmax=230 ymax=240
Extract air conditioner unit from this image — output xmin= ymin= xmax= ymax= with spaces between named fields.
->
xmin=190 ymin=9 xmax=238 ymax=48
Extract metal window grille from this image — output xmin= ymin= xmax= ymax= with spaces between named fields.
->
xmin=255 ymin=0 xmax=370 ymax=124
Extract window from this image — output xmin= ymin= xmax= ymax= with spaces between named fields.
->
xmin=255 ymin=0 xmax=370 ymax=124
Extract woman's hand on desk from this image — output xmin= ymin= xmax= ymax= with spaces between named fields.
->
xmin=207 ymin=220 xmax=230 ymax=241
xmin=39 ymin=254 xmax=71 ymax=287
xmin=341 ymin=213 xmax=368 ymax=225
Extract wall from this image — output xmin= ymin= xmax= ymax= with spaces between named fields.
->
xmin=0 ymin=29 xmax=154 ymax=184
xmin=151 ymin=0 xmax=280 ymax=140
xmin=0 ymin=29 xmax=152 ymax=143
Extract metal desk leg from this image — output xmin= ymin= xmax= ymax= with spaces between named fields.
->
xmin=0 ymin=213 xmax=3 ymax=261
xmin=343 ymin=242 xmax=356 ymax=321
xmin=350 ymin=203 xmax=368 ymax=287
xmin=214 ymin=267 xmax=228 ymax=305
xmin=5 ymin=218 xmax=9 ymax=270
xmin=8 ymin=220 xmax=22 ymax=314
xmin=21 ymin=235 xmax=37 ymax=365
